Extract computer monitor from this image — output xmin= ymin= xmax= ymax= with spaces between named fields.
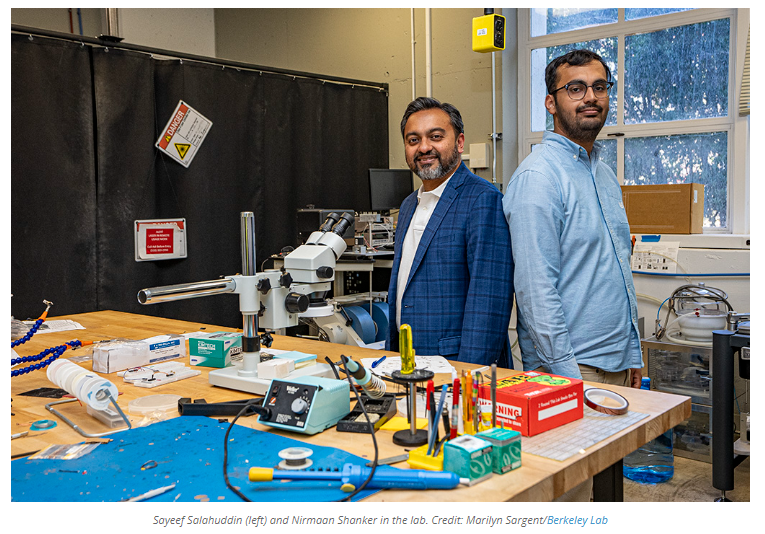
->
xmin=368 ymin=168 xmax=413 ymax=213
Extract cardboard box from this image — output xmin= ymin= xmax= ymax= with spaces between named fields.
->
xmin=621 ymin=183 xmax=704 ymax=234
xmin=478 ymin=371 xmax=583 ymax=436
xmin=189 ymin=332 xmax=242 ymax=368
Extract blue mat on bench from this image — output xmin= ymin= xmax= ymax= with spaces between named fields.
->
xmin=11 ymin=416 xmax=378 ymax=502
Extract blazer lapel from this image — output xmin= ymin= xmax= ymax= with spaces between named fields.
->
xmin=404 ymin=163 xmax=467 ymax=289
xmin=391 ymin=193 xmax=417 ymax=296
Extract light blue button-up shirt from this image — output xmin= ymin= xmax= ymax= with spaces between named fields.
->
xmin=503 ymin=131 xmax=642 ymax=379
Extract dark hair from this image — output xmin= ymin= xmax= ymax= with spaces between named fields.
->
xmin=545 ymin=49 xmax=612 ymax=95
xmin=400 ymin=97 xmax=464 ymax=139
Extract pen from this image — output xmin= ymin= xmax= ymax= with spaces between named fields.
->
xmin=371 ymin=355 xmax=386 ymax=368
xmin=472 ymin=371 xmax=479 ymax=433
xmin=491 ymin=363 xmax=497 ymax=428
xmin=11 ymin=431 xmax=28 ymax=440
xmin=428 ymin=385 xmax=448 ymax=456
xmin=465 ymin=371 xmax=473 ymax=434
xmin=450 ymin=378 xmax=460 ymax=440
xmin=429 ymin=388 xmax=438 ymax=442
xmin=425 ymin=380 xmax=434 ymax=447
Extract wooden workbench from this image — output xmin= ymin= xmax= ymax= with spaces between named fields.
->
xmin=10 ymin=311 xmax=691 ymax=502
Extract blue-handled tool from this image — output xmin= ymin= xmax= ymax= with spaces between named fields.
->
xmin=249 ymin=463 xmax=465 ymax=492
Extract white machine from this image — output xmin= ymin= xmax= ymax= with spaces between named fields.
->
xmin=137 ymin=211 xmax=355 ymax=395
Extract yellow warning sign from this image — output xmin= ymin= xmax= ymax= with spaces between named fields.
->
xmin=175 ymin=143 xmax=191 ymax=160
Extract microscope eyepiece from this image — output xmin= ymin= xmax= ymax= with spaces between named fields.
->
xmin=319 ymin=212 xmax=341 ymax=233
xmin=331 ymin=212 xmax=355 ymax=237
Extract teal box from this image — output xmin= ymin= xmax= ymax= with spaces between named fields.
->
xmin=443 ymin=435 xmax=493 ymax=485
xmin=189 ymin=332 xmax=242 ymax=368
xmin=476 ymin=427 xmax=522 ymax=474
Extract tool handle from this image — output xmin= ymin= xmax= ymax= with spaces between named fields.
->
xmin=344 ymin=464 xmax=460 ymax=490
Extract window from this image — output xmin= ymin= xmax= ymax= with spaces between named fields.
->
xmin=518 ymin=9 xmax=748 ymax=233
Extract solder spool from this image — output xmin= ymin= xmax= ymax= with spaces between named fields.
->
xmin=277 ymin=447 xmax=313 ymax=470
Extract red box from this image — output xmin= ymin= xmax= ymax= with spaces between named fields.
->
xmin=478 ymin=371 xmax=583 ymax=436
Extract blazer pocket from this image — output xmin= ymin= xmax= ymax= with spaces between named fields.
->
xmin=438 ymin=335 xmax=461 ymax=356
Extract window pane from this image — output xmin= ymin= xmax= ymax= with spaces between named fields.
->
xmin=531 ymin=38 xmax=618 ymax=132
xmin=597 ymin=138 xmax=617 ymax=175
xmin=625 ymin=8 xmax=695 ymax=21
xmin=624 ymin=19 xmax=730 ymax=124
xmin=531 ymin=8 xmax=617 ymax=37
xmin=623 ymin=132 xmax=727 ymax=227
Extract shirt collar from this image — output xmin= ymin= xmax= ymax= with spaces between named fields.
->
xmin=543 ymin=131 xmax=603 ymax=161
xmin=416 ymin=173 xmax=453 ymax=201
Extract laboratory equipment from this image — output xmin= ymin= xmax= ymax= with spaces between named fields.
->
xmin=712 ymin=314 xmax=750 ymax=502
xmin=336 ymin=393 xmax=397 ymax=433
xmin=44 ymin=359 xmax=132 ymax=437
xmin=390 ymin=324 xmax=433 ymax=447
xmin=248 ymin=463 xmax=464 ymax=492
xmin=258 ymin=376 xmax=351 ymax=435
xmin=655 ymin=283 xmax=732 ymax=344
xmin=339 ymin=355 xmax=386 ymax=398
xmin=137 ymin=211 xmax=354 ymax=395
xmin=644 ymin=309 xmax=749 ymax=463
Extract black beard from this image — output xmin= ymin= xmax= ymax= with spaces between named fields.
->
xmin=409 ymin=143 xmax=460 ymax=181
xmin=555 ymin=99 xmax=607 ymax=145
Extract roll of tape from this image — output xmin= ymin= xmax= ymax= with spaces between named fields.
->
xmin=83 ymin=378 xmax=119 ymax=410
xmin=583 ymin=387 xmax=629 ymax=415
xmin=46 ymin=358 xmax=67 ymax=382
xmin=344 ymin=306 xmax=377 ymax=345
xmin=371 ymin=302 xmax=390 ymax=342
xmin=58 ymin=364 xmax=82 ymax=394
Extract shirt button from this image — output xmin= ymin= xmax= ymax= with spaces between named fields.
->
xmin=573 ymin=155 xmax=577 ymax=160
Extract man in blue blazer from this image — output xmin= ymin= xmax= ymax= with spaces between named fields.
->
xmin=385 ymin=97 xmax=514 ymax=367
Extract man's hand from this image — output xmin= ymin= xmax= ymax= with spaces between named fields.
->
xmin=630 ymin=368 xmax=643 ymax=388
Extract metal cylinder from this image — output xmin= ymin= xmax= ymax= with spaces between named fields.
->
xmin=241 ymin=212 xmax=257 ymax=276
xmin=712 ymin=330 xmax=734 ymax=492
xmin=239 ymin=211 xmax=260 ymax=362
xmin=137 ymin=278 xmax=235 ymax=305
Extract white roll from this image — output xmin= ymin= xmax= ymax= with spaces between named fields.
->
xmin=48 ymin=359 xmax=118 ymax=410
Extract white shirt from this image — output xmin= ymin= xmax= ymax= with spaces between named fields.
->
xmin=396 ymin=176 xmax=452 ymax=329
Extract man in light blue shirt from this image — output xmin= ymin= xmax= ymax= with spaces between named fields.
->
xmin=503 ymin=49 xmax=643 ymax=388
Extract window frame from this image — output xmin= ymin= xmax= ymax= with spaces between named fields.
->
xmin=517 ymin=8 xmax=749 ymax=235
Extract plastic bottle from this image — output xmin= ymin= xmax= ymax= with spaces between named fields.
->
xmin=623 ymin=377 xmax=674 ymax=483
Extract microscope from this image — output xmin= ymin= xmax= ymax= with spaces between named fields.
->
xmin=137 ymin=211 xmax=354 ymax=395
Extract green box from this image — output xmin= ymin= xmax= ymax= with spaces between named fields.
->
xmin=443 ymin=435 xmax=493 ymax=485
xmin=189 ymin=332 xmax=242 ymax=368
xmin=476 ymin=427 xmax=522 ymax=474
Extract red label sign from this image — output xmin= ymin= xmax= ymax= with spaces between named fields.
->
xmin=158 ymin=103 xmax=189 ymax=150
xmin=146 ymin=228 xmax=174 ymax=255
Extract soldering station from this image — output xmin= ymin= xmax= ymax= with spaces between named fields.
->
xmin=10 ymin=6 xmax=750 ymax=512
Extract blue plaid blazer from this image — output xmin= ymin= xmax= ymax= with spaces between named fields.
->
xmin=385 ymin=163 xmax=514 ymax=367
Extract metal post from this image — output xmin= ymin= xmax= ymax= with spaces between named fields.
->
xmin=240 ymin=212 xmax=260 ymax=373
xmin=712 ymin=330 xmax=735 ymax=493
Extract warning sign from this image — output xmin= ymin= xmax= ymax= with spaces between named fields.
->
xmin=155 ymin=100 xmax=212 ymax=168
xmin=175 ymin=143 xmax=191 ymax=160
xmin=135 ymin=219 xmax=187 ymax=262
xmin=145 ymin=228 xmax=174 ymax=254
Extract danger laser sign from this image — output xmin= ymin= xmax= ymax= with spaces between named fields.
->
xmin=155 ymin=100 xmax=212 ymax=168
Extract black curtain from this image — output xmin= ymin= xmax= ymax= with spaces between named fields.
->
xmin=11 ymin=34 xmax=389 ymax=327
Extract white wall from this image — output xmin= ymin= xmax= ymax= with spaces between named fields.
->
xmin=119 ymin=8 xmax=216 ymax=57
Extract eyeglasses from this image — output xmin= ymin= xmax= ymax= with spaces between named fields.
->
xmin=550 ymin=81 xmax=614 ymax=100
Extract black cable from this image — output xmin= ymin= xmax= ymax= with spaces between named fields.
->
xmin=223 ymin=399 xmax=267 ymax=502
xmin=337 ymin=357 xmax=379 ymax=502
